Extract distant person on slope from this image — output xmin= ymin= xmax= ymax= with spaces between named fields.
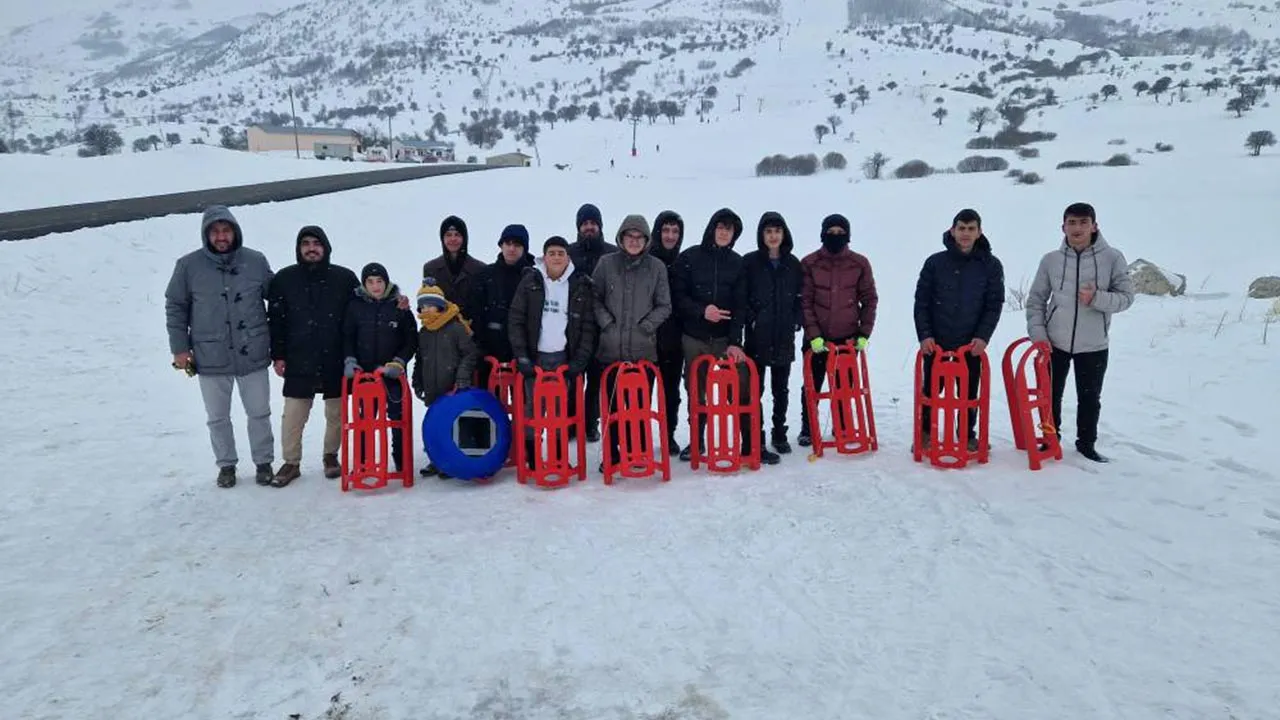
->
xmin=467 ymin=224 xmax=535 ymax=394
xmin=422 ymin=215 xmax=486 ymax=310
xmin=568 ymin=203 xmax=617 ymax=443
xmin=265 ymin=225 xmax=359 ymax=486
xmin=342 ymin=263 xmax=417 ymax=475
xmin=797 ymin=213 xmax=879 ymax=448
xmin=592 ymin=214 xmax=672 ymax=470
xmin=165 ymin=206 xmax=276 ymax=488
xmin=507 ymin=236 xmax=598 ymax=466
xmin=671 ymin=208 xmax=776 ymax=464
xmin=411 ymin=282 xmax=479 ymax=478
xmin=742 ymin=211 xmax=803 ymax=458
xmin=649 ymin=210 xmax=686 ymax=454
xmin=913 ymin=209 xmax=1005 ymax=452
xmin=1026 ymin=202 xmax=1134 ymax=463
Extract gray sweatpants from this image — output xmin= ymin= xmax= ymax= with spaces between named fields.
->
xmin=198 ymin=368 xmax=274 ymax=469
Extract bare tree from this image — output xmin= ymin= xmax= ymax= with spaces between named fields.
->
xmin=968 ymin=107 xmax=996 ymax=133
xmin=814 ymin=124 xmax=830 ymax=143
xmin=1245 ymin=129 xmax=1276 ymax=156
xmin=861 ymin=151 xmax=889 ymax=179
xmin=827 ymin=115 xmax=842 ymax=135
xmin=932 ymin=107 xmax=948 ymax=125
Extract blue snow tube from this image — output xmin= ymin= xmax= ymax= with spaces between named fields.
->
xmin=422 ymin=389 xmax=512 ymax=480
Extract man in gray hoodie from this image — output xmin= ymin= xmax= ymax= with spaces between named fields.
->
xmin=1026 ymin=202 xmax=1135 ymax=462
xmin=166 ymin=206 xmax=276 ymax=487
xmin=592 ymin=214 xmax=672 ymax=469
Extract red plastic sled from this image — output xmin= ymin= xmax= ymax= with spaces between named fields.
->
xmin=485 ymin=357 xmax=519 ymax=470
xmin=803 ymin=341 xmax=878 ymax=460
xmin=340 ymin=369 xmax=414 ymax=492
xmin=1002 ymin=337 xmax=1062 ymax=470
xmin=687 ymin=354 xmax=761 ymax=473
xmin=913 ymin=343 xmax=990 ymax=469
xmin=600 ymin=360 xmax=671 ymax=484
xmin=513 ymin=366 xmax=587 ymax=488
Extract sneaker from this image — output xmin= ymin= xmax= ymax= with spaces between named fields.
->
xmin=216 ymin=466 xmax=236 ymax=488
xmin=679 ymin=446 xmax=692 ymax=462
xmin=771 ymin=431 xmax=792 ymax=455
xmin=271 ymin=463 xmax=301 ymax=487
xmin=759 ymin=447 xmax=781 ymax=465
xmin=667 ymin=436 xmax=681 ymax=455
xmin=419 ymin=463 xmax=439 ymax=477
xmin=254 ymin=463 xmax=274 ymax=485
xmin=322 ymin=453 xmax=340 ymax=479
xmin=797 ymin=432 xmax=812 ymax=447
xmin=1076 ymin=441 xmax=1110 ymax=463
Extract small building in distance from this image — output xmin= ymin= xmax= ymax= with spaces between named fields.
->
xmin=247 ymin=124 xmax=360 ymax=154
xmin=391 ymin=138 xmax=456 ymax=162
xmin=485 ymin=151 xmax=533 ymax=167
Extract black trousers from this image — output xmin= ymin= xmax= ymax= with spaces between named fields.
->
xmin=584 ymin=358 xmax=604 ymax=430
xmin=603 ymin=364 xmax=660 ymax=464
xmin=358 ymin=377 xmax=404 ymax=470
xmin=656 ymin=352 xmax=684 ymax=441
xmin=918 ymin=352 xmax=982 ymax=439
xmin=754 ymin=359 xmax=791 ymax=436
xmin=1050 ymin=348 xmax=1109 ymax=446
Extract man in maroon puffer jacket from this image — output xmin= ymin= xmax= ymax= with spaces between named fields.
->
xmin=797 ymin=213 xmax=879 ymax=447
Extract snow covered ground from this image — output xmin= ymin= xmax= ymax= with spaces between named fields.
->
xmin=3 ymin=108 xmax=1280 ymax=719
xmin=0 ymin=143 xmax=426 ymax=212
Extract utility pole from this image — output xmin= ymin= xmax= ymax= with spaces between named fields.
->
xmin=288 ymin=87 xmax=300 ymax=158
xmin=736 ymin=93 xmax=743 ymax=112
xmin=757 ymin=97 xmax=764 ymax=113
xmin=387 ymin=113 xmax=392 ymax=150
xmin=630 ymin=116 xmax=639 ymax=156
xmin=6 ymin=101 xmax=17 ymax=146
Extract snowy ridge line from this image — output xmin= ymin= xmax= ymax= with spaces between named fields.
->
xmin=0 ymin=163 xmax=496 ymax=241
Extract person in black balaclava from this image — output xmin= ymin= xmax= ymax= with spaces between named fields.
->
xmin=567 ymin=203 xmax=617 ymax=442
xmin=422 ymin=215 xmax=486 ymax=310
xmin=467 ymin=224 xmax=535 ymax=393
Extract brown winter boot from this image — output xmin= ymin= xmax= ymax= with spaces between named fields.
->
xmin=322 ymin=453 xmax=341 ymax=479
xmin=270 ymin=463 xmax=301 ymax=487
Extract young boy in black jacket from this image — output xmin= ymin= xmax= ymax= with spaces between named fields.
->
xmin=342 ymin=263 xmax=418 ymax=472
xmin=742 ymin=212 xmax=800 ymax=462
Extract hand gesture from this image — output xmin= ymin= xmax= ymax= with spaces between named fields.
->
xmin=704 ymin=304 xmax=731 ymax=322
xmin=969 ymin=338 xmax=987 ymax=355
xmin=919 ymin=338 xmax=937 ymax=354
xmin=273 ymin=359 xmax=286 ymax=377
xmin=726 ymin=345 xmax=747 ymax=362
xmin=173 ymin=351 xmax=193 ymax=369
xmin=1078 ymin=282 xmax=1096 ymax=306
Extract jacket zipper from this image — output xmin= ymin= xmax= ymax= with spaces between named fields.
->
xmin=1068 ymin=249 xmax=1081 ymax=354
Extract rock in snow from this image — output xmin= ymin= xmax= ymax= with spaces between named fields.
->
xmin=1247 ymin=275 xmax=1280 ymax=299
xmin=1127 ymin=258 xmax=1186 ymax=296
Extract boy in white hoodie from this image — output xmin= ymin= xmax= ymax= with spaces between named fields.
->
xmin=507 ymin=237 xmax=599 ymax=461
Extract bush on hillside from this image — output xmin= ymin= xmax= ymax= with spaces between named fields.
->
xmin=822 ymin=151 xmax=847 ymax=170
xmin=1056 ymin=160 xmax=1097 ymax=169
xmin=956 ymin=155 xmax=1010 ymax=173
xmin=756 ymin=153 xmax=819 ymax=176
xmin=1155 ymin=142 xmax=1174 ymax=152
xmin=1016 ymin=147 xmax=1039 ymax=158
xmin=1103 ymin=153 xmax=1133 ymax=166
xmin=965 ymin=136 xmax=995 ymax=149
xmin=1015 ymin=171 xmax=1044 ymax=184
xmin=894 ymin=159 xmax=934 ymax=179
xmin=992 ymin=127 xmax=1058 ymax=148
xmin=1006 ymin=168 xmax=1024 ymax=179
xmin=1107 ymin=138 xmax=1126 ymax=145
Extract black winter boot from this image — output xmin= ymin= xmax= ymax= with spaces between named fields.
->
xmin=771 ymin=428 xmax=792 ymax=455
xmin=756 ymin=434 xmax=780 ymax=465
xmin=1076 ymin=441 xmax=1110 ymax=463
xmin=216 ymin=466 xmax=236 ymax=488
xmin=254 ymin=463 xmax=274 ymax=485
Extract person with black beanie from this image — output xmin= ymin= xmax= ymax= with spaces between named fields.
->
xmin=467 ymin=223 xmax=535 ymax=393
xmin=797 ymin=213 xmax=879 ymax=447
xmin=422 ymin=215 xmax=486 ymax=310
xmin=568 ymin=203 xmax=617 ymax=442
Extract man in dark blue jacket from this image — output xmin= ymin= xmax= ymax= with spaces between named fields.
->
xmin=913 ymin=208 xmax=1005 ymax=450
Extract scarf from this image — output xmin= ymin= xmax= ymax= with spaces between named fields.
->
xmin=418 ymin=302 xmax=472 ymax=334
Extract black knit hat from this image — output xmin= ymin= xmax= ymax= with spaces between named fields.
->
xmin=576 ymin=203 xmax=603 ymax=230
xmin=821 ymin=214 xmax=850 ymax=234
xmin=361 ymin=262 xmax=389 ymax=283
xmin=543 ymin=235 xmax=570 ymax=252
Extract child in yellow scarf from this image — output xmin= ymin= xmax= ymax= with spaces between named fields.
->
xmin=412 ymin=283 xmax=479 ymax=477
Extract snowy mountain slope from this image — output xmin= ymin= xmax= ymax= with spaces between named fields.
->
xmin=1 ymin=143 xmax=1278 ymax=718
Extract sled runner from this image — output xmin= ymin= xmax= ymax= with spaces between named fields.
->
xmin=340 ymin=369 xmax=414 ymax=492
xmin=1002 ymin=337 xmax=1062 ymax=471
xmin=803 ymin=340 xmax=878 ymax=461
xmin=913 ymin=343 xmax=990 ymax=469
xmin=687 ymin=354 xmax=761 ymax=473
xmin=513 ymin=366 xmax=587 ymax=488
xmin=600 ymin=360 xmax=672 ymax=484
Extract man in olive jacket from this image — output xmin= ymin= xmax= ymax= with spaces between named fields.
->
xmin=165 ymin=206 xmax=276 ymax=488
xmin=1026 ymin=202 xmax=1135 ymax=463
xmin=591 ymin=214 xmax=672 ymax=467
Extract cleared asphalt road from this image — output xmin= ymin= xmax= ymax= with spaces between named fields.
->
xmin=0 ymin=162 xmax=495 ymax=241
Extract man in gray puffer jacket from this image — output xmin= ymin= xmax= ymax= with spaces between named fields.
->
xmin=165 ymin=206 xmax=276 ymax=487
xmin=1026 ymin=202 xmax=1134 ymax=463
xmin=591 ymin=214 xmax=672 ymax=468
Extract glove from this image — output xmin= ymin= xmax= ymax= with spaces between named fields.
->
xmin=809 ymin=337 xmax=826 ymax=353
xmin=382 ymin=359 xmax=405 ymax=379
xmin=516 ymin=357 xmax=535 ymax=377
xmin=343 ymin=357 xmax=361 ymax=378
xmin=855 ymin=336 xmax=869 ymax=351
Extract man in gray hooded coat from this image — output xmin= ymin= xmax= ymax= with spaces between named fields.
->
xmin=165 ymin=206 xmax=276 ymax=487
xmin=1026 ymin=202 xmax=1134 ymax=463
xmin=591 ymin=214 xmax=672 ymax=468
